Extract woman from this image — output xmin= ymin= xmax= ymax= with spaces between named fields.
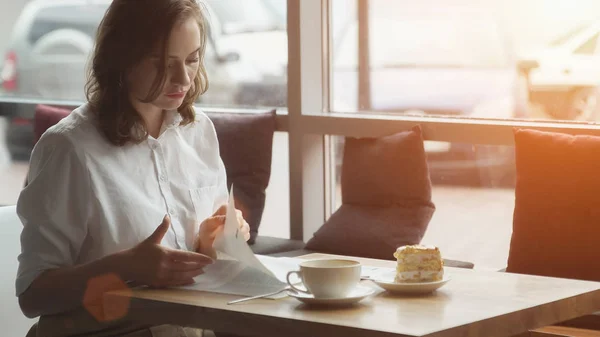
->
xmin=15 ymin=0 xmax=250 ymax=336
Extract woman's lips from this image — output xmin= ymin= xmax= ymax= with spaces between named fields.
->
xmin=166 ymin=92 xmax=186 ymax=99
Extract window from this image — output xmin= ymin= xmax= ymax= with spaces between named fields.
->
xmin=0 ymin=0 xmax=289 ymax=240
xmin=3 ymin=0 xmax=600 ymax=275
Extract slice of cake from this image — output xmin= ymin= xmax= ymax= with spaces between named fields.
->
xmin=393 ymin=245 xmax=444 ymax=283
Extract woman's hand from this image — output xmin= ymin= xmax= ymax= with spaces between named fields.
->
xmin=197 ymin=205 xmax=251 ymax=258
xmin=235 ymin=209 xmax=251 ymax=242
xmin=123 ymin=216 xmax=214 ymax=287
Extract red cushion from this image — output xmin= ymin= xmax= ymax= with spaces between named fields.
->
xmin=305 ymin=126 xmax=435 ymax=260
xmin=507 ymin=128 xmax=600 ymax=281
xmin=34 ymin=105 xmax=71 ymax=144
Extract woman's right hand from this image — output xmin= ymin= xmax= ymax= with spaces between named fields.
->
xmin=122 ymin=215 xmax=214 ymax=288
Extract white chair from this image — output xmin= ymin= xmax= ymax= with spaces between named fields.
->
xmin=0 ymin=206 xmax=36 ymax=336
xmin=0 ymin=117 xmax=11 ymax=170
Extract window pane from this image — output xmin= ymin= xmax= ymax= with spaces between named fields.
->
xmin=331 ymin=136 xmax=514 ymax=270
xmin=331 ymin=0 xmax=600 ymax=123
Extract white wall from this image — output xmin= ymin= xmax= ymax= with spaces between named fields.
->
xmin=0 ymin=206 xmax=35 ymax=337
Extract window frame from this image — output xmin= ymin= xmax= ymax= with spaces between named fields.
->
xmin=287 ymin=0 xmax=600 ymax=241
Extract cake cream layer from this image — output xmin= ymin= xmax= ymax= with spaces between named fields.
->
xmin=394 ymin=270 xmax=444 ymax=283
xmin=396 ymin=256 xmax=443 ymax=272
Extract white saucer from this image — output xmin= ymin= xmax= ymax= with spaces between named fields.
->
xmin=287 ymin=285 xmax=375 ymax=306
xmin=372 ymin=276 xmax=451 ymax=295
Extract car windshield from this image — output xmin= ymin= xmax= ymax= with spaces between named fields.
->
xmin=548 ymin=22 xmax=589 ymax=47
xmin=206 ymin=0 xmax=284 ymax=34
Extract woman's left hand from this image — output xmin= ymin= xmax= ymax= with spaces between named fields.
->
xmin=234 ymin=209 xmax=251 ymax=242
xmin=197 ymin=205 xmax=251 ymax=258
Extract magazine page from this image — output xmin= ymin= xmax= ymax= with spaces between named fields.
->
xmin=178 ymin=188 xmax=303 ymax=297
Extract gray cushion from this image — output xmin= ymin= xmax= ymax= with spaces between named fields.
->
xmin=205 ymin=110 xmax=276 ymax=245
xmin=342 ymin=126 xmax=433 ymax=206
xmin=306 ymin=204 xmax=434 ymax=260
xmin=249 ymin=236 xmax=305 ymax=256
xmin=305 ymin=126 xmax=436 ymax=261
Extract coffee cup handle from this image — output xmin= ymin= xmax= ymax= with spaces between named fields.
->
xmin=286 ymin=270 xmax=310 ymax=294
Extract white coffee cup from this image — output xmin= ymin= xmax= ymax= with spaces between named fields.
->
xmin=286 ymin=259 xmax=361 ymax=298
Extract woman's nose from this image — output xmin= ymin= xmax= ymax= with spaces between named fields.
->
xmin=171 ymin=62 xmax=191 ymax=87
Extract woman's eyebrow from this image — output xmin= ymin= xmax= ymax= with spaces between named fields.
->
xmin=167 ymin=47 xmax=201 ymax=59
xmin=188 ymin=47 xmax=201 ymax=56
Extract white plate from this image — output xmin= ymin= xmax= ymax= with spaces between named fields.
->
xmin=372 ymin=276 xmax=451 ymax=295
xmin=287 ymin=285 xmax=375 ymax=306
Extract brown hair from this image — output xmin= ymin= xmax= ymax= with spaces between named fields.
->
xmin=85 ymin=0 xmax=209 ymax=146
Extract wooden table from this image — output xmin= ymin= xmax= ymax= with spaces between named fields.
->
xmin=104 ymin=253 xmax=600 ymax=337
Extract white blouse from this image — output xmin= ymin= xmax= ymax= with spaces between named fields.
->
xmin=15 ymin=103 xmax=228 ymax=296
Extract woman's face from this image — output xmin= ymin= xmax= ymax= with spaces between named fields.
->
xmin=127 ymin=16 xmax=201 ymax=111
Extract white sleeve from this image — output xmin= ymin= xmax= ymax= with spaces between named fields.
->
xmin=15 ymin=132 xmax=91 ymax=296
